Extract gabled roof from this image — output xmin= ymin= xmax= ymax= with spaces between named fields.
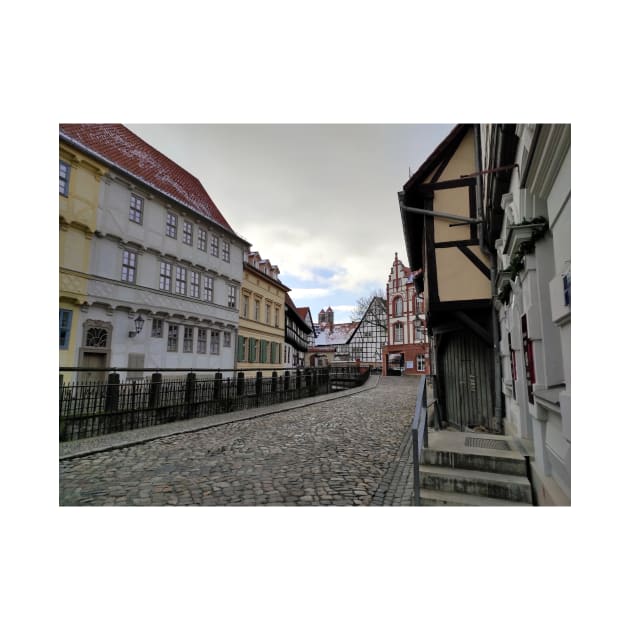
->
xmin=346 ymin=297 xmax=387 ymax=343
xmin=59 ymin=124 xmax=238 ymax=236
xmin=403 ymin=124 xmax=468 ymax=192
xmin=285 ymin=294 xmax=312 ymax=333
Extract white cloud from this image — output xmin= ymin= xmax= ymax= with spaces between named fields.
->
xmin=288 ymin=287 xmax=332 ymax=299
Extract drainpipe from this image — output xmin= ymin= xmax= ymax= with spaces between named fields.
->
xmin=474 ymin=124 xmax=504 ymax=432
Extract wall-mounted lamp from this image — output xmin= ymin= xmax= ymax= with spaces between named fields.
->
xmin=129 ymin=314 xmax=145 ymax=338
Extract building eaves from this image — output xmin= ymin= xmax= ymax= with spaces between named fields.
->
xmin=59 ymin=124 xmax=251 ymax=247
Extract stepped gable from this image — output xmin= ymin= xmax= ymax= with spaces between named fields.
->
xmin=59 ymin=123 xmax=235 ymax=234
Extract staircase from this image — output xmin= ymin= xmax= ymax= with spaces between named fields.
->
xmin=419 ymin=432 xmax=533 ymax=506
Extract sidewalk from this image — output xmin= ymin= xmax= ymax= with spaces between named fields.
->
xmin=59 ymin=374 xmax=381 ymax=460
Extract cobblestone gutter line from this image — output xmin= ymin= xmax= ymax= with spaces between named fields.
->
xmin=369 ymin=427 xmax=414 ymax=506
xmin=59 ymin=375 xmax=381 ymax=460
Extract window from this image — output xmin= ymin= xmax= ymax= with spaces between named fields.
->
xmin=238 ymin=336 xmax=246 ymax=362
xmin=270 ymin=342 xmax=278 ymax=364
xmin=190 ymin=271 xmax=200 ymax=299
xmin=151 ymin=318 xmax=163 ymax=338
xmin=159 ymin=262 xmax=172 ymax=291
xmin=210 ymin=330 xmax=220 ymax=355
xmin=197 ymin=328 xmax=207 ymax=353
xmin=394 ymin=322 xmax=403 ymax=342
xmin=224 ymin=331 xmax=231 ymax=348
xmin=203 ymin=276 xmax=214 ymax=302
xmin=242 ymin=294 xmax=249 ymax=318
xmin=222 ymin=241 xmax=230 ymax=262
xmin=129 ymin=193 xmax=144 ymax=224
xmin=198 ymin=228 xmax=207 ymax=252
xmin=175 ymin=266 xmax=187 ymax=295
xmin=59 ymin=160 xmax=71 ymax=196
xmin=166 ymin=212 xmax=177 ymax=238
xmin=265 ymin=303 xmax=271 ymax=324
xmin=393 ymin=296 xmax=403 ymax=317
xmin=416 ymin=355 xmax=425 ymax=372
xmin=167 ymin=324 xmax=178 ymax=352
xmin=228 ymin=286 xmax=237 ymax=308
xmin=86 ymin=327 xmax=108 ymax=347
xmin=275 ymin=307 xmax=280 ymax=327
xmin=254 ymin=300 xmax=260 ymax=321
xmin=121 ymin=250 xmax=137 ymax=283
xmin=260 ymin=340 xmax=268 ymax=363
xmin=59 ymin=309 xmax=73 ymax=349
xmin=183 ymin=326 xmax=193 ymax=352
xmin=248 ymin=338 xmax=257 ymax=363
xmin=183 ymin=221 xmax=193 ymax=245
xmin=210 ymin=235 xmax=219 ymax=257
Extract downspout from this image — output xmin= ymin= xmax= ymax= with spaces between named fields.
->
xmin=474 ymin=124 xmax=504 ymax=432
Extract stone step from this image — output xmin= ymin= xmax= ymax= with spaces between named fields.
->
xmin=419 ymin=464 xmax=532 ymax=504
xmin=421 ymin=447 xmax=527 ymax=477
xmin=419 ymin=489 xmax=530 ymax=507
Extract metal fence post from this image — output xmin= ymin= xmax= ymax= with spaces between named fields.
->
xmin=255 ymin=371 xmax=262 ymax=400
xmin=105 ymin=372 xmax=120 ymax=413
xmin=296 ymin=369 xmax=301 ymax=391
xmin=271 ymin=371 xmax=278 ymax=393
xmin=284 ymin=371 xmax=290 ymax=391
xmin=213 ymin=372 xmax=223 ymax=401
xmin=237 ymin=371 xmax=245 ymax=396
xmin=148 ymin=372 xmax=162 ymax=408
xmin=185 ymin=372 xmax=196 ymax=418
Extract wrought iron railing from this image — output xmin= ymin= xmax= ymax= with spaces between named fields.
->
xmin=411 ymin=375 xmax=429 ymax=506
xmin=59 ymin=365 xmax=367 ymax=442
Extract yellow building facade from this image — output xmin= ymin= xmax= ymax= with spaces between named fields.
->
xmin=59 ymin=141 xmax=107 ymax=375
xmin=237 ymin=252 xmax=288 ymax=374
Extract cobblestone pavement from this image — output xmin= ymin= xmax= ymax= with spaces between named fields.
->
xmin=59 ymin=376 xmax=420 ymax=506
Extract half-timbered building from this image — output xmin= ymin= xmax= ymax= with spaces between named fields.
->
xmin=400 ymin=124 xmax=499 ymax=431
xmin=345 ymin=297 xmax=387 ymax=368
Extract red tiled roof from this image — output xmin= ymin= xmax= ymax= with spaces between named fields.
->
xmin=296 ymin=307 xmax=310 ymax=320
xmin=59 ymin=123 xmax=235 ymax=234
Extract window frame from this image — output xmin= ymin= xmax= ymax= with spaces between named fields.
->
xmin=197 ymin=328 xmax=207 ymax=353
xmin=210 ymin=330 xmax=220 ymax=355
xmin=190 ymin=270 xmax=200 ymax=299
xmin=228 ymin=285 xmax=237 ymax=309
xmin=210 ymin=235 xmax=219 ymax=257
xmin=224 ymin=331 xmax=232 ymax=348
xmin=203 ymin=276 xmax=214 ymax=302
xmin=129 ymin=193 xmax=144 ymax=224
xmin=197 ymin=228 xmax=207 ymax=252
xmin=222 ymin=241 xmax=230 ymax=262
xmin=175 ymin=266 xmax=187 ymax=295
xmin=159 ymin=261 xmax=172 ymax=292
xmin=167 ymin=324 xmax=179 ymax=352
xmin=183 ymin=326 xmax=194 ymax=353
xmin=182 ymin=220 xmax=193 ymax=246
xmin=59 ymin=160 xmax=71 ymax=196
xmin=166 ymin=211 xmax=178 ymax=238
xmin=59 ymin=308 xmax=73 ymax=349
xmin=121 ymin=249 xmax=137 ymax=283
xmin=151 ymin=318 xmax=163 ymax=338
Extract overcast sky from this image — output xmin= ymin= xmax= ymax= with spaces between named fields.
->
xmin=127 ymin=124 xmax=453 ymax=322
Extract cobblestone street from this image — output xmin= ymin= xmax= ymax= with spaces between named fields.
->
xmin=59 ymin=376 xmax=419 ymax=506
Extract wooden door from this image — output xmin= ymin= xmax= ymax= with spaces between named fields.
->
xmin=81 ymin=352 xmax=107 ymax=383
xmin=439 ymin=331 xmax=493 ymax=430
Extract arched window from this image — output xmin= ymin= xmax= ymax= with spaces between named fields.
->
xmin=393 ymin=296 xmax=403 ymax=317
xmin=86 ymin=327 xmax=108 ymax=347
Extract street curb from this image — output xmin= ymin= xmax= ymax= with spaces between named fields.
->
xmin=60 ymin=374 xmax=382 ymax=461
